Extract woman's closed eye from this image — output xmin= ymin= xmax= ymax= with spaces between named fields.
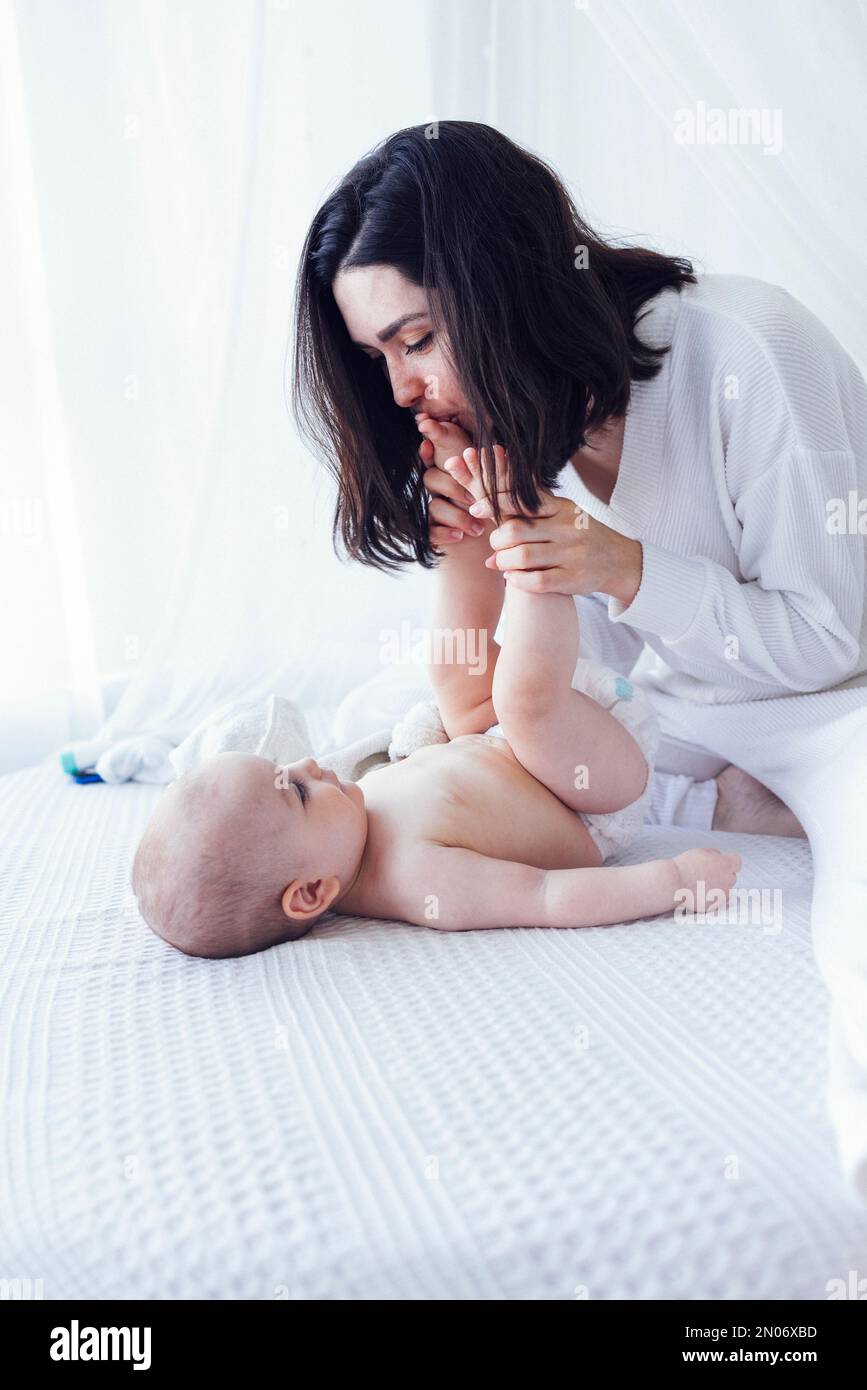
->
xmin=291 ymin=778 xmax=308 ymax=806
xmin=405 ymin=332 xmax=434 ymax=354
xmin=364 ymin=331 xmax=434 ymax=363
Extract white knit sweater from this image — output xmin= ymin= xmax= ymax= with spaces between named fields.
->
xmin=554 ymin=274 xmax=867 ymax=708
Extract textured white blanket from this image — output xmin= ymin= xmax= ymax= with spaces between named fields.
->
xmin=2 ymin=759 xmax=866 ymax=1298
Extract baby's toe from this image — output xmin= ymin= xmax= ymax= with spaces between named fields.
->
xmin=461 ymin=447 xmax=488 ymax=500
xmin=444 ymin=454 xmax=475 ymax=488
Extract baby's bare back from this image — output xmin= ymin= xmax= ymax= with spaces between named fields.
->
xmin=337 ymin=735 xmax=602 ymax=923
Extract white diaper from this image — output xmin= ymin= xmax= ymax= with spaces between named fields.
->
xmin=484 ymin=656 xmax=661 ymax=863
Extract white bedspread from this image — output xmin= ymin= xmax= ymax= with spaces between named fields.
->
xmin=2 ymin=760 xmax=866 ymax=1299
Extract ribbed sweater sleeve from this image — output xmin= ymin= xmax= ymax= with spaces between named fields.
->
xmin=609 ymin=448 xmax=864 ymax=692
xmin=574 ymin=593 xmax=647 ymax=677
xmin=606 ymin=293 xmax=866 ymax=694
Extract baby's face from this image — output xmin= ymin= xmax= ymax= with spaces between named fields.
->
xmin=213 ymin=751 xmax=368 ymax=883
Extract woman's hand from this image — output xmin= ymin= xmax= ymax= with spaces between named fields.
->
xmin=418 ymin=415 xmax=488 ymax=549
xmin=459 ymin=442 xmax=643 ymax=603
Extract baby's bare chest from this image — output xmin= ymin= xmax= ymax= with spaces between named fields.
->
xmin=366 ymin=738 xmax=589 ymax=869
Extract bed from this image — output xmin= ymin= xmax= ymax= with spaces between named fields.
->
xmin=2 ymin=748 xmax=866 ymax=1300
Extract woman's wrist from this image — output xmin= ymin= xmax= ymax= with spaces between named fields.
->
xmin=601 ymin=537 xmax=643 ymax=606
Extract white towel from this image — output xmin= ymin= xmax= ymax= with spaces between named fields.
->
xmin=154 ymin=693 xmax=449 ymax=787
xmin=168 ymin=693 xmax=315 ymax=778
xmin=165 ymin=693 xmax=399 ymax=785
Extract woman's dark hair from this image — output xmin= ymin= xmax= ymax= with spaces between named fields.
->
xmin=290 ymin=120 xmax=695 ymax=571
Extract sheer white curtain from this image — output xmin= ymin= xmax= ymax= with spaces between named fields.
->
xmin=3 ymin=0 xmax=865 ymax=776
xmin=0 ymin=0 xmax=438 ymax=775
xmin=432 ymin=0 xmax=865 ymax=371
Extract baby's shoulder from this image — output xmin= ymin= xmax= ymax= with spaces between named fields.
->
xmin=365 ymin=835 xmax=469 ymax=929
xmin=344 ymin=827 xmax=452 ymax=927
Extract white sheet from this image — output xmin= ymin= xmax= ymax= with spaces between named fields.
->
xmin=2 ymin=758 xmax=866 ymax=1299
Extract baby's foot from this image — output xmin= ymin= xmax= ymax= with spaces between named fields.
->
xmin=443 ymin=444 xmax=511 ymax=510
xmin=712 ymin=764 xmax=807 ymax=838
xmin=443 ymin=446 xmax=485 ymax=506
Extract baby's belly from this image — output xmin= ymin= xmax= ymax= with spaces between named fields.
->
xmin=414 ymin=735 xmax=601 ymax=870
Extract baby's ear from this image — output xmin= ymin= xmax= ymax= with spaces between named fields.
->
xmin=281 ymin=875 xmax=341 ymax=923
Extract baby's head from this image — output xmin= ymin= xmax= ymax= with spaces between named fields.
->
xmin=132 ymin=751 xmax=367 ymax=958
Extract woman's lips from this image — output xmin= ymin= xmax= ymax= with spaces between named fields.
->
xmin=421 ymin=414 xmax=465 ymax=429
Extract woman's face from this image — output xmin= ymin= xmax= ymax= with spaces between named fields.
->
xmin=332 ymin=264 xmax=475 ymax=432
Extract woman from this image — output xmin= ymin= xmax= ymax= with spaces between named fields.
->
xmin=292 ymin=122 xmax=867 ymax=1192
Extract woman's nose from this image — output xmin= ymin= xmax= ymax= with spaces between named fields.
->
xmin=394 ymin=385 xmax=418 ymax=412
xmin=390 ymin=366 xmax=427 ymax=412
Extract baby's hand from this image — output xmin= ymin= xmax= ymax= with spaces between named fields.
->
xmin=671 ymin=847 xmax=742 ymax=901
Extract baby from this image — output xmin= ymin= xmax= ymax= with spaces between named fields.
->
xmin=132 ymin=483 xmax=743 ymax=956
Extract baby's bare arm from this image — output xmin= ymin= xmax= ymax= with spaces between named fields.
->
xmin=423 ymin=443 xmax=505 ymax=738
xmin=392 ymin=842 xmax=698 ymax=932
xmin=429 ymin=540 xmax=503 ymax=738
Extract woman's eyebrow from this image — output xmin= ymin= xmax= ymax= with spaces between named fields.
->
xmin=350 ymin=311 xmax=428 ymax=348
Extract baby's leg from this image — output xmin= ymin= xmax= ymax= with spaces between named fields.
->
xmin=492 ymin=585 xmax=649 ymax=814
